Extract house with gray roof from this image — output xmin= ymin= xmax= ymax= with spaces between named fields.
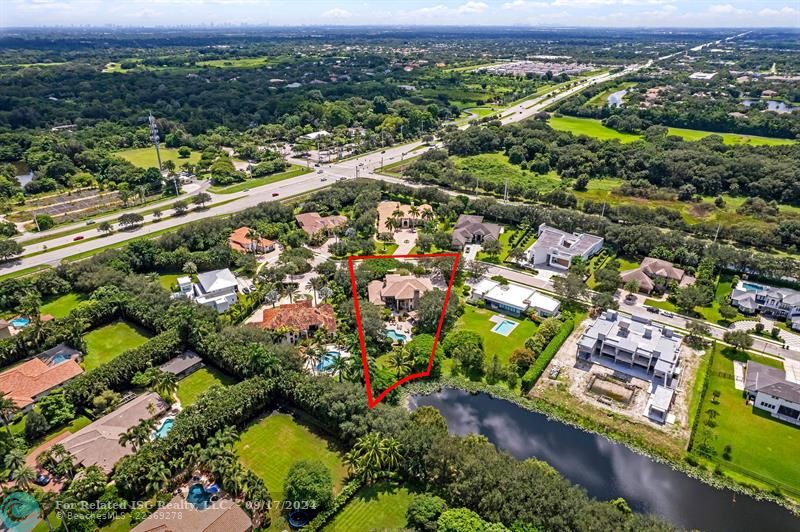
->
xmin=578 ymin=310 xmax=682 ymax=387
xmin=744 ymin=361 xmax=800 ymax=426
xmin=730 ymin=280 xmax=800 ymax=330
xmin=451 ymin=215 xmax=501 ymax=249
xmin=175 ymin=269 xmax=239 ymax=313
xmin=525 ymin=223 xmax=603 ymax=270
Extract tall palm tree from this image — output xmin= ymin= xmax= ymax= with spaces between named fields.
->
xmin=13 ymin=466 xmax=36 ymax=491
xmin=4 ymin=448 xmax=26 ymax=476
xmin=0 ymin=394 xmax=18 ymax=437
xmin=245 ymin=228 xmax=259 ymax=253
xmin=409 ymin=205 xmax=420 ymax=226
xmin=36 ymin=491 xmax=57 ymax=532
xmin=389 ymin=349 xmax=414 ymax=378
xmin=305 ymin=346 xmax=324 ymax=373
xmin=264 ymin=289 xmax=280 ymax=308
xmin=145 ymin=462 xmax=171 ymax=494
xmin=421 ymin=208 xmax=435 ymax=223
xmin=153 ymin=372 xmax=178 ymax=402
xmin=306 ymin=277 xmax=325 ymax=305
xmin=330 ymin=354 xmax=348 ymax=382
xmin=384 ymin=217 xmax=396 ymax=233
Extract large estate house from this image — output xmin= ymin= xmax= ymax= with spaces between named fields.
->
xmin=368 ymin=274 xmax=433 ymax=312
xmin=228 ymin=226 xmax=276 ymax=254
xmin=0 ymin=345 xmax=83 ymax=411
xmin=730 ymin=280 xmax=800 ymax=330
xmin=256 ymin=300 xmax=337 ymax=343
xmin=578 ymin=310 xmax=682 ymax=388
xmin=620 ymin=257 xmax=695 ymax=294
xmin=376 ymin=201 xmax=432 ymax=232
xmin=744 ymin=361 xmax=800 ymax=426
xmin=451 ymin=214 xmax=501 ymax=249
xmin=295 ymin=212 xmax=348 ymax=236
xmin=177 ymin=268 xmax=239 ymax=313
xmin=470 ymin=278 xmax=560 ymax=317
xmin=525 ymin=223 xmax=603 ymax=270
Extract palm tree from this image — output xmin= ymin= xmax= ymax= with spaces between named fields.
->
xmin=4 ymin=448 xmax=25 ymax=476
xmin=182 ymin=261 xmax=198 ymax=275
xmin=0 ymin=393 xmax=18 ymax=437
xmin=153 ymin=372 xmax=178 ymax=402
xmin=306 ymin=277 xmax=325 ymax=305
xmin=305 ymin=346 xmax=324 ymax=373
xmin=345 ymin=433 xmax=386 ymax=484
xmin=330 ymin=354 xmax=348 ymax=381
xmin=287 ymin=286 xmax=300 ymax=303
xmin=245 ymin=228 xmax=259 ymax=253
xmin=318 ymin=286 xmax=333 ymax=303
xmin=421 ymin=208 xmax=435 ymax=224
xmin=384 ymin=217 xmax=396 ymax=233
xmin=264 ymin=289 xmax=280 ymax=308
xmin=17 ymin=290 xmax=42 ymax=323
xmin=389 ymin=349 xmax=414 ymax=378
xmin=409 ymin=205 xmax=420 ymax=226
xmin=13 ymin=466 xmax=36 ymax=491
xmin=36 ymin=491 xmax=57 ymax=531
xmin=145 ymin=462 xmax=171 ymax=494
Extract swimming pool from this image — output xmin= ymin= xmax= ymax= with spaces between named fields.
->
xmin=51 ymin=352 xmax=71 ymax=365
xmin=10 ymin=317 xmax=30 ymax=328
xmin=317 ymin=351 xmax=341 ymax=372
xmin=741 ymin=282 xmax=764 ymax=292
xmin=186 ymin=483 xmax=212 ymax=509
xmin=491 ymin=319 xmax=518 ymax=336
xmin=387 ymin=329 xmax=408 ymax=342
xmin=152 ymin=417 xmax=175 ymax=440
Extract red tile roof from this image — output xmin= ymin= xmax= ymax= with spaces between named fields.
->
xmin=295 ymin=212 xmax=347 ymax=235
xmin=258 ymin=300 xmax=336 ymax=334
xmin=0 ymin=358 xmax=83 ymax=408
xmin=228 ymin=227 xmax=275 ymax=253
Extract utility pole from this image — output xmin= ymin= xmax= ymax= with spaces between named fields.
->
xmin=149 ymin=113 xmax=178 ymax=196
xmin=503 ymin=177 xmax=509 ymax=203
xmin=713 ymin=223 xmax=721 ymax=245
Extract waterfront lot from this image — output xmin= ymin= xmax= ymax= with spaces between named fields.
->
xmin=323 ymin=484 xmax=416 ymax=532
xmin=453 ymin=305 xmax=538 ymax=366
xmin=82 ymin=320 xmax=152 ymax=371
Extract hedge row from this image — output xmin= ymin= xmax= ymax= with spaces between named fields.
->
xmin=305 ymin=478 xmax=363 ymax=531
xmin=522 ymin=319 xmax=575 ymax=393
xmin=63 ymin=329 xmax=183 ymax=407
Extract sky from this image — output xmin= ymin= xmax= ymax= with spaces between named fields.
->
xmin=2 ymin=0 xmax=800 ymax=28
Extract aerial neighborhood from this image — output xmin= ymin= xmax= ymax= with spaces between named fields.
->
xmin=0 ymin=19 xmax=799 ymax=532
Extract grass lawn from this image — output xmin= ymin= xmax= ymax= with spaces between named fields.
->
xmin=117 ymin=145 xmax=201 ymax=169
xmin=666 ymin=127 xmax=795 ymax=146
xmin=40 ymin=292 xmax=85 ymax=318
xmin=237 ymin=413 xmax=348 ymax=498
xmin=454 ymin=152 xmax=561 ymax=192
xmin=477 ymin=227 xmax=516 ymax=262
xmin=82 ymin=320 xmax=152 ymax=371
xmin=375 ymin=240 xmax=399 ymax=255
xmin=548 ymin=116 xmax=641 ymax=143
xmin=208 ymin=165 xmax=311 ymax=194
xmin=693 ymin=344 xmax=800 ymax=496
xmin=158 ymin=272 xmax=183 ymax=291
xmin=453 ymin=305 xmax=538 ymax=366
xmin=323 ymin=483 xmax=416 ymax=532
xmin=176 ymin=366 xmax=236 ymax=407
xmin=644 ymin=274 xmax=741 ymax=325
xmin=12 ymin=414 xmax=91 ymax=447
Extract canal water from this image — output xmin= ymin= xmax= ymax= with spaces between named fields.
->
xmin=607 ymin=89 xmax=628 ymax=108
xmin=409 ymin=388 xmax=800 ymax=532
xmin=741 ymin=100 xmax=800 ymax=114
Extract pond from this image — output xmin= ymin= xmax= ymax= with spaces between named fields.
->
xmin=409 ymin=388 xmax=800 ymax=532
xmin=741 ymin=99 xmax=799 ymax=114
xmin=607 ymin=89 xmax=628 ymax=108
xmin=12 ymin=160 xmax=34 ymax=187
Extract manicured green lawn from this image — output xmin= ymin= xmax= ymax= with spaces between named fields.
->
xmin=454 ymin=152 xmax=561 ymax=192
xmin=323 ymin=483 xmax=416 ymax=532
xmin=548 ymin=116 xmax=641 ymax=143
xmin=375 ymin=240 xmax=399 ymax=255
xmin=477 ymin=227 xmax=516 ymax=263
xmin=693 ymin=345 xmax=800 ymax=495
xmin=644 ymin=274 xmax=741 ymax=325
xmin=176 ymin=366 xmax=236 ymax=407
xmin=82 ymin=320 xmax=152 ymax=371
xmin=12 ymin=414 xmax=91 ymax=446
xmin=158 ymin=272 xmax=183 ymax=291
xmin=453 ymin=304 xmax=538 ymax=366
xmin=40 ymin=292 xmax=85 ymax=318
xmin=237 ymin=413 xmax=348 ymax=498
xmin=117 ymin=145 xmax=201 ymax=169
xmin=666 ymin=127 xmax=794 ymax=146
xmin=208 ymin=165 xmax=311 ymax=194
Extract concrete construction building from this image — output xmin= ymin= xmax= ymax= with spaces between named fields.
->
xmin=744 ymin=361 xmax=800 ymax=427
xmin=451 ymin=214 xmax=501 ymax=249
xmin=177 ymin=269 xmax=239 ymax=313
xmin=368 ymin=274 xmax=433 ymax=312
xmin=730 ymin=280 xmax=800 ymax=330
xmin=525 ymin=223 xmax=603 ymax=270
xmin=470 ymin=278 xmax=560 ymax=317
xmin=578 ymin=311 xmax=682 ymax=388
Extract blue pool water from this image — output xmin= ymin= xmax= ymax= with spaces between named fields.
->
xmin=741 ymin=282 xmax=763 ymax=292
xmin=491 ymin=319 xmax=518 ymax=335
xmin=317 ymin=351 xmax=340 ymax=372
xmin=153 ymin=418 xmax=175 ymax=439
xmin=387 ymin=329 xmax=408 ymax=342
xmin=10 ymin=318 xmax=30 ymax=328
xmin=51 ymin=352 xmax=71 ymax=365
xmin=186 ymin=483 xmax=212 ymax=509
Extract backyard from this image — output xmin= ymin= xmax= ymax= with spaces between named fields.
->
xmin=323 ymin=483 xmax=416 ymax=531
xmin=40 ymin=292 xmax=85 ymax=319
xmin=82 ymin=320 xmax=152 ymax=371
xmin=175 ymin=366 xmax=236 ymax=407
xmin=453 ymin=304 xmax=538 ymax=366
xmin=117 ymin=145 xmax=201 ymax=169
xmin=692 ymin=344 xmax=800 ymax=498
xmin=476 ymin=227 xmax=517 ymax=263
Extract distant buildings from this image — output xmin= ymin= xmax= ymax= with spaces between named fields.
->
xmin=177 ymin=269 xmax=239 ymax=313
xmin=256 ymin=300 xmax=337 ymax=344
xmin=228 ymin=227 xmax=276 ymax=254
xmin=368 ymin=274 xmax=433 ymax=312
xmin=730 ymin=281 xmax=800 ymax=330
xmin=299 ymin=130 xmax=330 ymax=141
xmin=620 ymin=257 xmax=695 ymax=294
xmin=470 ymin=278 xmax=560 ymax=317
xmin=689 ymin=71 xmax=717 ymax=80
xmin=480 ymin=61 xmax=592 ymax=77
xmin=578 ymin=311 xmax=682 ymax=388
xmin=745 ymin=361 xmax=800 ymax=427
xmin=295 ymin=212 xmax=348 ymax=236
xmin=451 ymin=214 xmax=501 ymax=250
xmin=525 ymin=223 xmax=603 ymax=270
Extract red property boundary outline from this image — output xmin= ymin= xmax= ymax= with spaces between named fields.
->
xmin=347 ymin=252 xmax=461 ymax=408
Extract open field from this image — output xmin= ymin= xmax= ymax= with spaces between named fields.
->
xmin=40 ymin=292 xmax=86 ymax=319
xmin=667 ymin=127 xmax=795 ymax=146
xmin=176 ymin=366 xmax=236 ymax=407
xmin=195 ymin=56 xmax=275 ymax=68
xmin=117 ymin=145 xmax=201 ymax=169
xmin=82 ymin=320 xmax=152 ymax=371
xmin=454 ymin=152 xmax=561 ymax=192
xmin=692 ymin=345 xmax=800 ymax=497
xmin=208 ymin=165 xmax=311 ymax=194
xmin=324 ymin=483 xmax=416 ymax=531
xmin=549 ymin=116 xmax=641 ymax=142
xmin=453 ymin=304 xmax=538 ymax=366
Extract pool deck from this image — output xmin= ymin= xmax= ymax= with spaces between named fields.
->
xmin=489 ymin=314 xmax=519 ymax=336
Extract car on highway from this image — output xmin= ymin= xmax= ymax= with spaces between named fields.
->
xmin=73 ymin=235 xmax=85 ymax=241
xmin=271 ymin=192 xmax=279 ymax=197
xmin=317 ymin=169 xmax=323 ymax=173
xmin=645 ymin=306 xmax=659 ymax=314
xmin=86 ymin=220 xmax=96 ymax=225
xmin=320 ymin=177 xmax=328 ymax=181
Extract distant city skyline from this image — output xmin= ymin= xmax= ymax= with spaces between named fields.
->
xmin=3 ymin=0 xmax=799 ymax=29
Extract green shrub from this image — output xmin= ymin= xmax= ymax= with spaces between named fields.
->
xmin=305 ymin=479 xmax=363 ymax=531
xmin=521 ymin=319 xmax=574 ymax=393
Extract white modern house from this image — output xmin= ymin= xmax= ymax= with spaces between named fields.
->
xmin=525 ymin=223 xmax=603 ymax=270
xmin=176 ymin=269 xmax=239 ymax=313
xmin=645 ymin=385 xmax=675 ymax=424
xmin=744 ymin=361 xmax=800 ymax=426
xmin=577 ymin=310 xmax=682 ymax=388
xmin=730 ymin=280 xmax=800 ymax=330
xmin=470 ymin=278 xmax=560 ymax=317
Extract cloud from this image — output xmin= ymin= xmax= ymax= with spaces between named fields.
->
xmin=707 ymin=3 xmax=748 ymax=15
xmin=757 ymin=6 xmax=798 ymax=17
xmin=457 ymin=1 xmax=488 ymax=13
xmin=322 ymin=7 xmax=352 ymax=18
xmin=502 ymin=0 xmax=550 ymax=10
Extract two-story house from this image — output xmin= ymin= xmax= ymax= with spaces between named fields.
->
xmin=525 ymin=223 xmax=603 ymax=270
